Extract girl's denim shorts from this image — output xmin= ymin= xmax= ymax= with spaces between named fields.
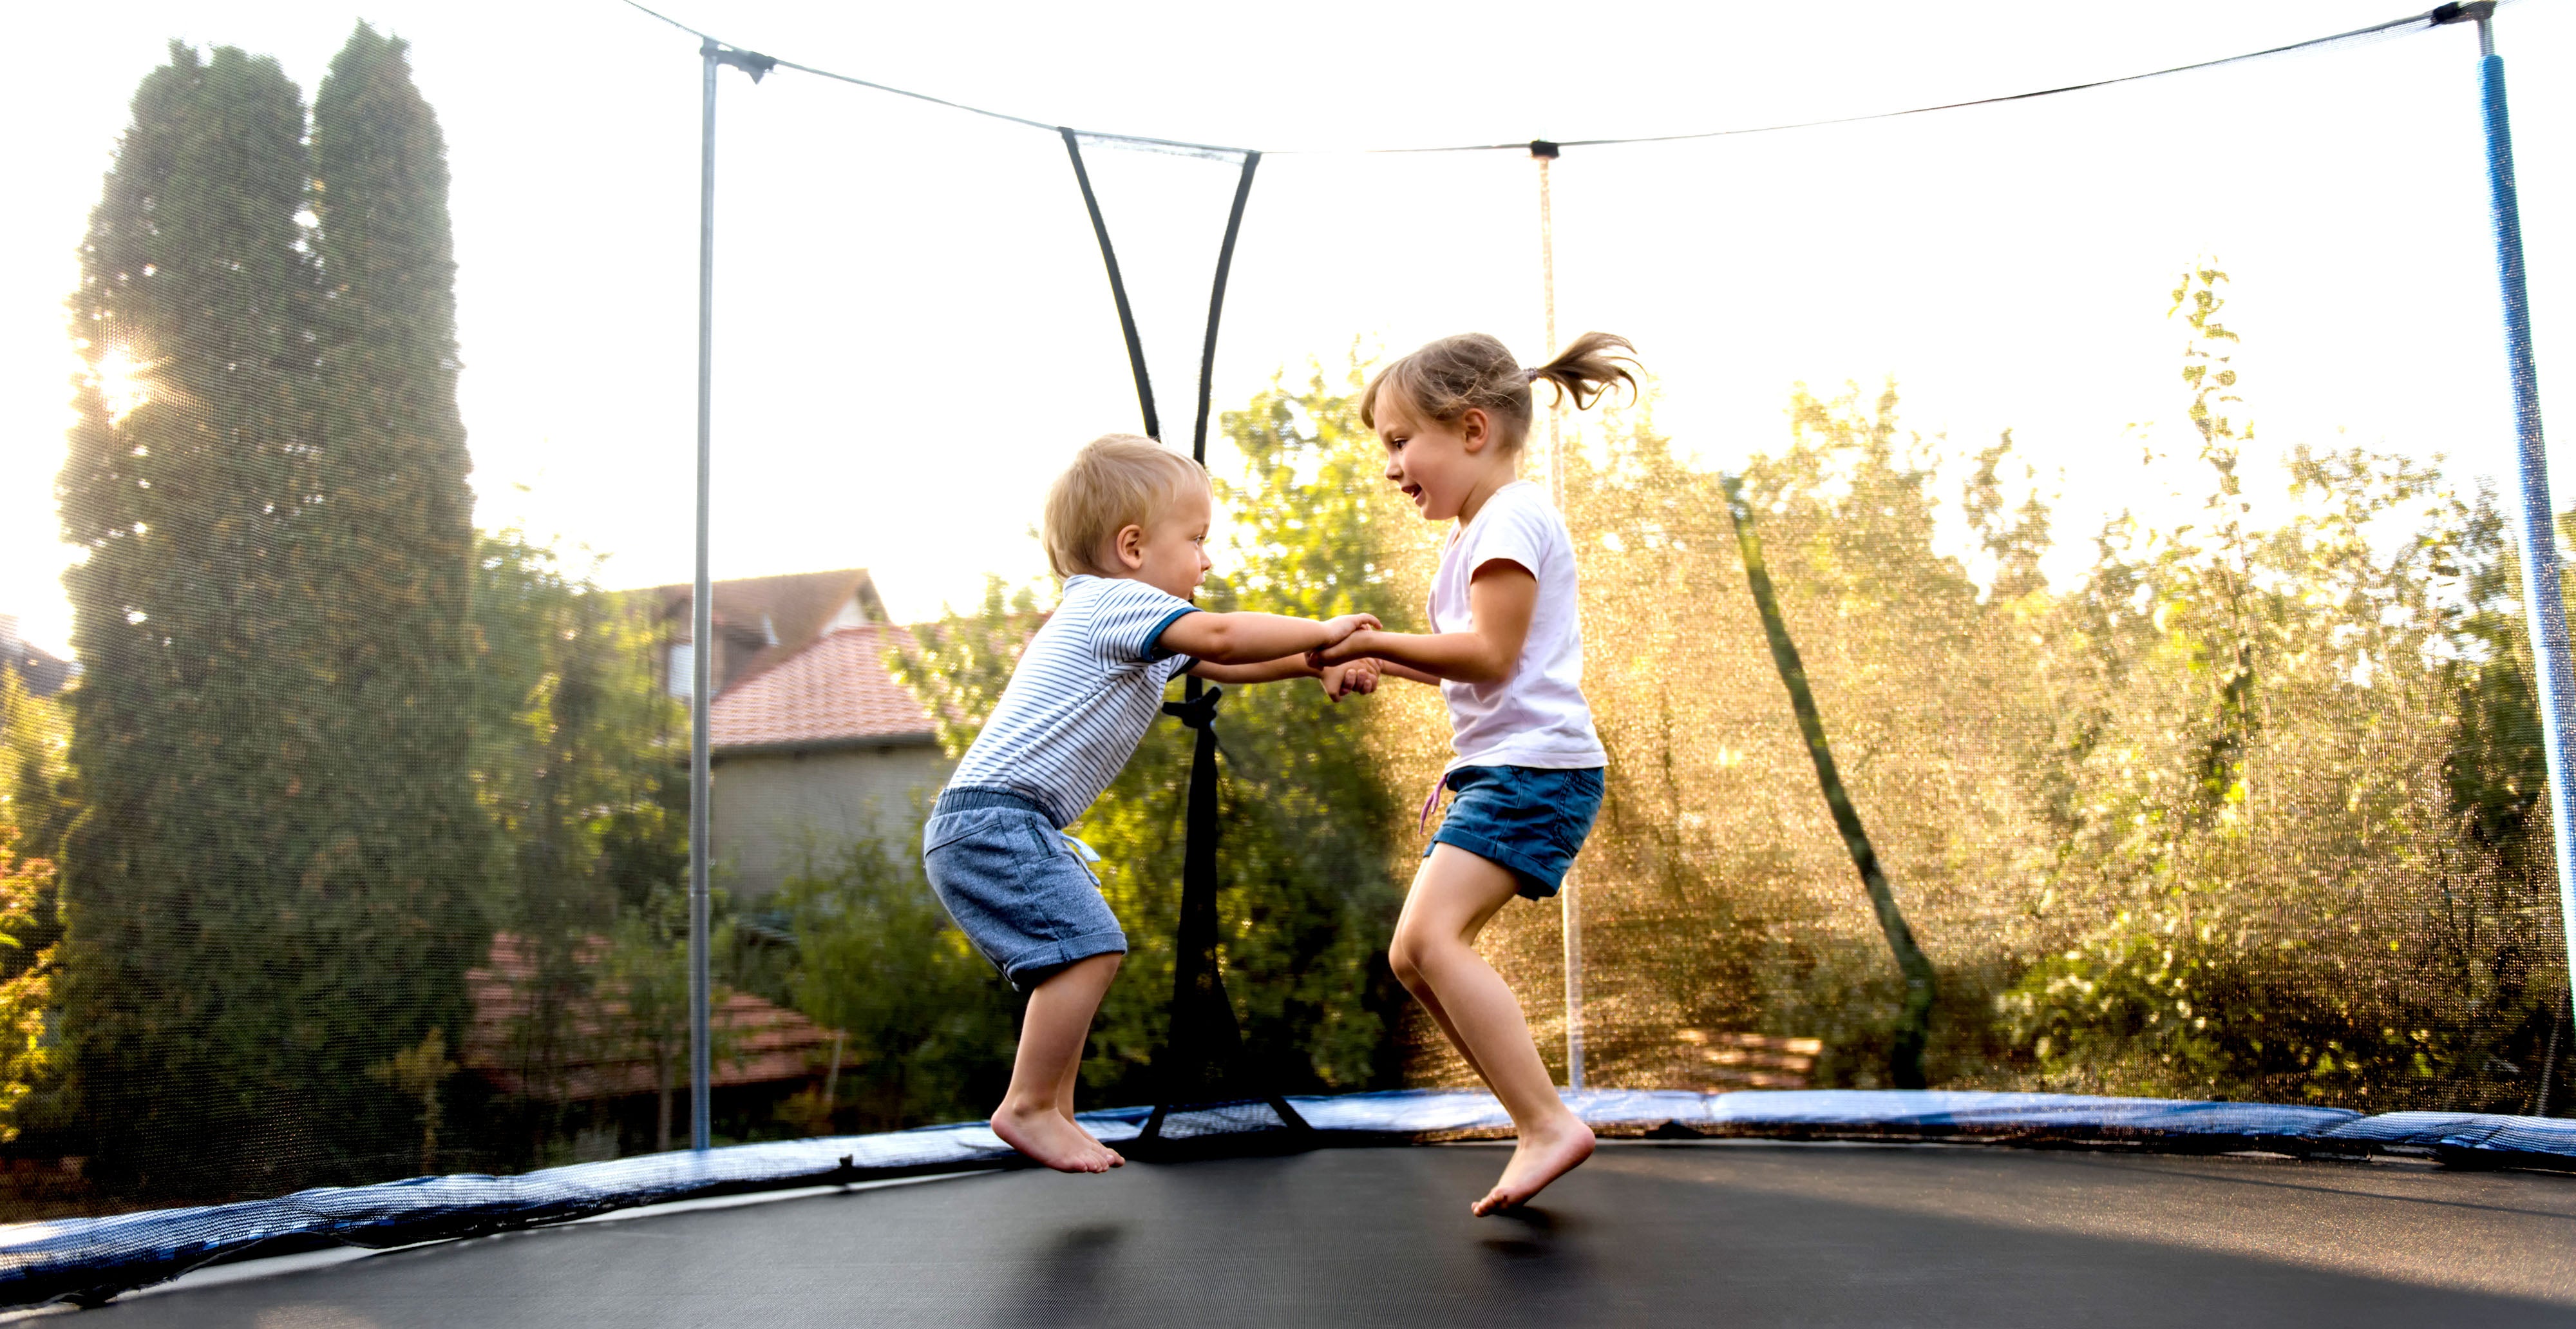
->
xmin=922 ymin=787 xmax=1126 ymax=991
xmin=1428 ymin=765 xmax=1606 ymax=899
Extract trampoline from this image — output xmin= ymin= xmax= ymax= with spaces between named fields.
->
xmin=46 ymin=1139 xmax=2576 ymax=1327
xmin=8 ymin=2 xmax=2576 ymax=1323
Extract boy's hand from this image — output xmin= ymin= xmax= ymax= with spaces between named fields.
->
xmin=1319 ymin=658 xmax=1380 ymax=702
xmin=1319 ymin=613 xmax=1381 ymax=647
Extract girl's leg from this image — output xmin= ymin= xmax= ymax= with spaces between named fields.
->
xmin=1392 ymin=844 xmax=1594 ymax=1216
xmin=992 ymin=952 xmax=1124 ymax=1172
xmin=1389 ymin=866 xmax=1495 ymax=1087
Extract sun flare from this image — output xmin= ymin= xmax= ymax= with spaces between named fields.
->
xmin=91 ymin=345 xmax=156 ymax=427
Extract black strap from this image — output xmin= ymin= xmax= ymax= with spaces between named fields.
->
xmin=1189 ymin=151 xmax=1261 ymax=465
xmin=1059 ymin=128 xmax=1159 ymax=443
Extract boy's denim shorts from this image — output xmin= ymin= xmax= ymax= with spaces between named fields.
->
xmin=1428 ymin=765 xmax=1606 ymax=900
xmin=922 ymin=787 xmax=1127 ymax=991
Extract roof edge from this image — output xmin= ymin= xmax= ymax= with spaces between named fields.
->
xmin=714 ymin=731 xmax=942 ymax=760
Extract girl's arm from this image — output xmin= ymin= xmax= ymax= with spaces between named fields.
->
xmin=1309 ymin=562 xmax=1536 ymax=685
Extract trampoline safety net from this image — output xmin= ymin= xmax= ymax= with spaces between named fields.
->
xmin=0 ymin=0 xmax=2572 ymax=1307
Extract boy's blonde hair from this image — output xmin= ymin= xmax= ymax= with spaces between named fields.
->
xmin=1359 ymin=330 xmax=1640 ymax=453
xmin=1042 ymin=434 xmax=1209 ymax=578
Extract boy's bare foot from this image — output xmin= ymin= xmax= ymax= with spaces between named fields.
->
xmin=1062 ymin=1104 xmax=1124 ymax=1166
xmin=1472 ymin=1115 xmax=1594 ymax=1216
xmin=993 ymin=1100 xmax=1119 ymax=1173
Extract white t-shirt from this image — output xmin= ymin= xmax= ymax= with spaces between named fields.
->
xmin=1428 ymin=480 xmax=1606 ymax=772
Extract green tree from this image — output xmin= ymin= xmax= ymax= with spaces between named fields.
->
xmin=305 ymin=21 xmax=486 ymax=1176
xmin=466 ymin=529 xmax=685 ymax=1160
xmin=56 ymin=43 xmax=340 ymax=1196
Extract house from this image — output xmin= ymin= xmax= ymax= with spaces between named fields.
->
xmin=461 ymin=932 xmax=846 ymax=1154
xmin=641 ymin=569 xmax=891 ymax=702
xmin=0 ymin=617 xmax=74 ymax=699
xmin=706 ymin=622 xmax=947 ymax=898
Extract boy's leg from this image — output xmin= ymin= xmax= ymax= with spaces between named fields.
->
xmin=1394 ymin=844 xmax=1594 ymax=1216
xmin=1056 ymin=1039 xmax=1122 ymax=1163
xmin=993 ymin=952 xmax=1124 ymax=1173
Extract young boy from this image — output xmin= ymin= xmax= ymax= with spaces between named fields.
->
xmin=923 ymin=433 xmax=1380 ymax=1172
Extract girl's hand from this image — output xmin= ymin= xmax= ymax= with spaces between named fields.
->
xmin=1307 ymin=629 xmax=1377 ymax=669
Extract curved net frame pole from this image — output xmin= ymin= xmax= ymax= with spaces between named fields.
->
xmin=690 ymin=38 xmax=774 ymax=1152
xmin=2454 ymin=2 xmax=2576 ymax=1026
xmin=1721 ymin=473 xmax=1937 ymax=1088
xmin=1531 ymin=137 xmax=1583 ymax=1093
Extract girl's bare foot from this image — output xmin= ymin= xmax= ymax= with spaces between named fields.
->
xmin=993 ymin=1100 xmax=1119 ymax=1172
xmin=1062 ymin=1104 xmax=1124 ymax=1166
xmin=1472 ymin=1116 xmax=1595 ymax=1216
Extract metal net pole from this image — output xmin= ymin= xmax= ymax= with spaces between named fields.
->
xmin=2467 ymin=5 xmax=2576 ymax=1027
xmin=1533 ymin=140 xmax=1583 ymax=1093
xmin=688 ymin=39 xmax=719 ymax=1153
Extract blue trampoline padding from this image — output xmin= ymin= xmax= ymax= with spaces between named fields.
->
xmin=2318 ymin=1111 xmax=2576 ymax=1165
xmin=3 ymin=1090 xmax=2568 ymax=1310
xmin=1283 ymin=1088 xmax=2356 ymax=1141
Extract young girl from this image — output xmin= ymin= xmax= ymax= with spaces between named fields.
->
xmin=1311 ymin=330 xmax=1636 ymax=1216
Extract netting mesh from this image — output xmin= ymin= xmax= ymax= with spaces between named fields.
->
xmin=1 ymin=1 xmax=2571 ymax=1253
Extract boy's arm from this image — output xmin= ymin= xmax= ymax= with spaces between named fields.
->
xmin=1188 ymin=656 xmax=1318 ymax=685
xmin=1309 ymin=562 xmax=1535 ymax=685
xmin=1159 ymin=609 xmax=1378 ymax=666
xmin=1187 ymin=656 xmax=1381 ymax=700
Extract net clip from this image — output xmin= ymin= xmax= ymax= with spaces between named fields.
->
xmin=1529 ymin=139 xmax=1561 ymax=160
xmin=701 ymin=39 xmax=779 ymax=82
xmin=2430 ymin=2 xmax=2496 ymax=25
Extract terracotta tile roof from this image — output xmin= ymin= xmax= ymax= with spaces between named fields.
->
xmin=462 ymin=933 xmax=842 ymax=1101
xmin=708 ymin=624 xmax=935 ymax=752
xmin=641 ymin=569 xmax=886 ymax=685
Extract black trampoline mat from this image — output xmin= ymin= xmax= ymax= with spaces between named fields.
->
xmin=73 ymin=1142 xmax=2576 ymax=1327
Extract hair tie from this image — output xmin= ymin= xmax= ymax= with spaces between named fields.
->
xmin=1522 ymin=367 xmax=1544 ymax=385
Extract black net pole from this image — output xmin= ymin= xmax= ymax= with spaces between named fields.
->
xmin=1060 ymin=129 xmax=1159 ymax=444
xmin=1056 ymin=136 xmax=1301 ymax=1143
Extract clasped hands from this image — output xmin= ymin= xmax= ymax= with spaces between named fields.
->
xmin=1315 ymin=613 xmax=1384 ymax=703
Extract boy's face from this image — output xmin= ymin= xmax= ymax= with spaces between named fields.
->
xmin=1374 ymin=395 xmax=1492 ymax=524
xmin=1110 ymin=482 xmax=1213 ymax=600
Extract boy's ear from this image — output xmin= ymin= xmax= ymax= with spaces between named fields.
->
xmin=1112 ymin=523 xmax=1146 ymax=571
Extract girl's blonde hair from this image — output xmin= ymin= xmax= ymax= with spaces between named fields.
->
xmin=1042 ymin=434 xmax=1209 ymax=578
xmin=1359 ymin=330 xmax=1640 ymax=450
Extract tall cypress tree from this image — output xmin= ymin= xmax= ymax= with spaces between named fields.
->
xmin=57 ymin=43 xmax=327 ymax=1196
xmin=305 ymin=23 xmax=484 ymax=1178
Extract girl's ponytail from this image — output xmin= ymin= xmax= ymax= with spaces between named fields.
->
xmin=1525 ymin=330 xmax=1640 ymax=413
xmin=1363 ymin=330 xmax=1642 ymax=453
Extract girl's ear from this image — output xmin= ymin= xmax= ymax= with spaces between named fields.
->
xmin=1113 ymin=523 xmax=1147 ymax=571
xmin=1459 ymin=406 xmax=1492 ymax=454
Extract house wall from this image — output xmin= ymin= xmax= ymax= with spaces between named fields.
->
xmin=712 ymin=743 xmax=952 ymax=899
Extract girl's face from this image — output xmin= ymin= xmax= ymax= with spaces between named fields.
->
xmin=1375 ymin=394 xmax=1508 ymax=524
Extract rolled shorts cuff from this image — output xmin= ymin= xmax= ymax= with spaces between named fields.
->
xmin=996 ymin=927 xmax=1130 ymax=992
xmin=1426 ymin=827 xmax=1567 ymax=901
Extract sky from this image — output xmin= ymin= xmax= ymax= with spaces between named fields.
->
xmin=3 ymin=0 xmax=2571 ymax=658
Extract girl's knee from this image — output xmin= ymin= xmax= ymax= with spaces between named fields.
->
xmin=1388 ymin=939 xmax=1426 ymax=993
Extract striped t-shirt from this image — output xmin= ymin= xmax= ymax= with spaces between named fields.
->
xmin=942 ymin=575 xmax=1200 ymax=827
